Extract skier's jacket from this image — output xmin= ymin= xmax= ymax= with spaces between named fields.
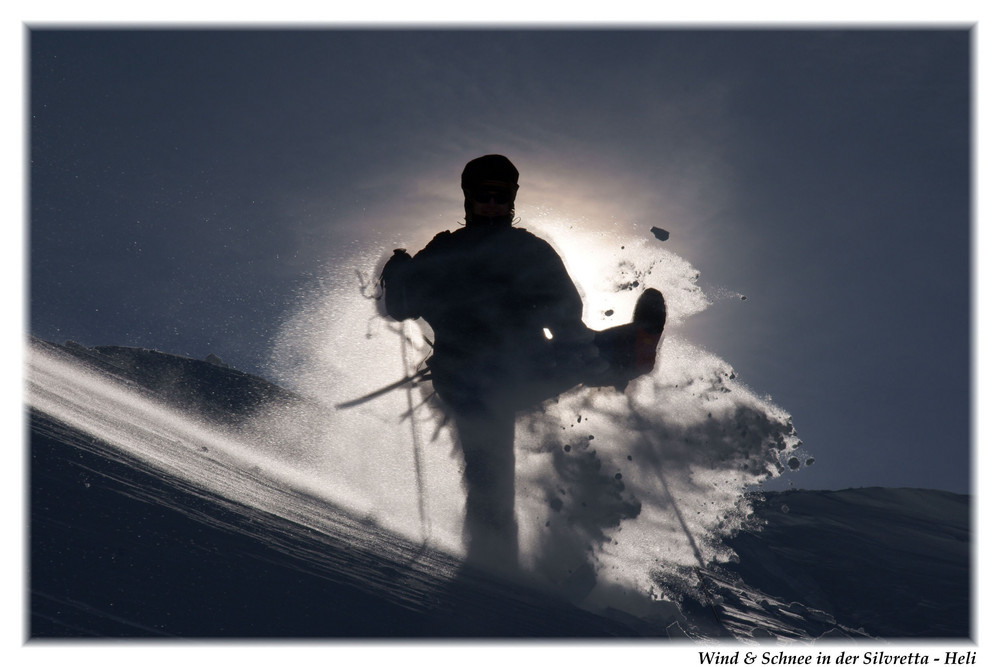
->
xmin=380 ymin=223 xmax=595 ymax=411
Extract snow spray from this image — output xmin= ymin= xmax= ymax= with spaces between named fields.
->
xmin=260 ymin=219 xmax=811 ymax=610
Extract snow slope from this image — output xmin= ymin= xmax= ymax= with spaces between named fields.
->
xmin=723 ymin=487 xmax=969 ymax=638
xmin=25 ymin=339 xmax=970 ymax=639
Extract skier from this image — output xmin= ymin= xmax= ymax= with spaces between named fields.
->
xmin=379 ymin=154 xmax=666 ymax=573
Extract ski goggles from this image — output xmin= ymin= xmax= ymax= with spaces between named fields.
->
xmin=470 ymin=187 xmax=512 ymax=205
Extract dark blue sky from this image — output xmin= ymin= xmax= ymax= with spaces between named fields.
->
xmin=28 ymin=29 xmax=971 ymax=493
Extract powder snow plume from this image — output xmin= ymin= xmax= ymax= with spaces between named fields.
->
xmin=257 ymin=226 xmax=810 ymax=609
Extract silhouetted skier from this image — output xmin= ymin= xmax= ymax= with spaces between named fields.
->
xmin=380 ymin=155 xmax=666 ymax=573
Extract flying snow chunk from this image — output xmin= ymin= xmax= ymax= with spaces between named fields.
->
xmin=650 ymin=226 xmax=670 ymax=242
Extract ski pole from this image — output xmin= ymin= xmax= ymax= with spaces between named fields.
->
xmin=334 ymin=366 xmax=430 ymax=409
xmin=399 ymin=321 xmax=431 ymax=541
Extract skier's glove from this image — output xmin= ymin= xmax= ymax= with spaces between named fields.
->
xmin=380 ymin=249 xmax=416 ymax=320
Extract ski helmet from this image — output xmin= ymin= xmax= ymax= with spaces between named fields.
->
xmin=461 ymin=154 xmax=519 ymax=198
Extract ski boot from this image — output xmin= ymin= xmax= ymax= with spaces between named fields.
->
xmin=592 ymin=288 xmax=667 ymax=390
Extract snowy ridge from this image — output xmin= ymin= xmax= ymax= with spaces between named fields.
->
xmin=722 ymin=488 xmax=969 ymax=638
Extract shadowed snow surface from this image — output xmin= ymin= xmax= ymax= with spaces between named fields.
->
xmin=27 ymin=339 xmax=969 ymax=639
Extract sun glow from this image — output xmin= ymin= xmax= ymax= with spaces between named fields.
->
xmin=522 ymin=208 xmax=709 ymax=332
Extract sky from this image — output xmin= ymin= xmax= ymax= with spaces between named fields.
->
xmin=26 ymin=27 xmax=972 ymax=494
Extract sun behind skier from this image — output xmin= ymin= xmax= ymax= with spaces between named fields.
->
xmin=379 ymin=154 xmax=666 ymax=573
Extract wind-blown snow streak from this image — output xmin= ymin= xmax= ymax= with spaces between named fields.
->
xmin=265 ymin=229 xmax=810 ymax=606
xmin=24 ymin=339 xmax=440 ymax=591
